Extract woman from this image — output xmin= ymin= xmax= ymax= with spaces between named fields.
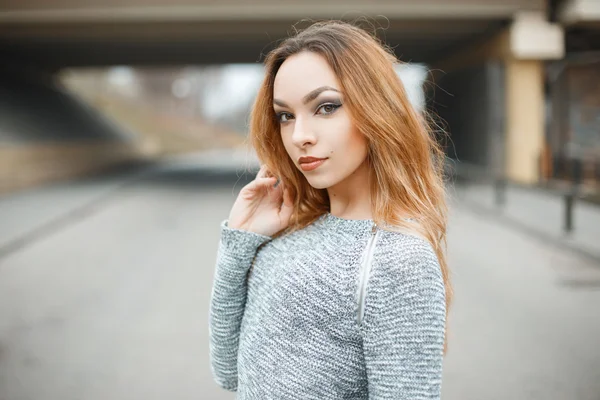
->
xmin=209 ymin=20 xmax=452 ymax=399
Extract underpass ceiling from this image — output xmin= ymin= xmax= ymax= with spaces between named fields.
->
xmin=0 ymin=18 xmax=508 ymax=68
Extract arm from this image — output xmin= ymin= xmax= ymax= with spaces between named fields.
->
xmin=361 ymin=236 xmax=446 ymax=399
xmin=208 ymin=219 xmax=272 ymax=391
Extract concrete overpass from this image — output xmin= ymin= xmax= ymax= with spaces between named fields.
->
xmin=0 ymin=0 xmax=547 ymax=68
xmin=2 ymin=0 xmax=599 ymax=193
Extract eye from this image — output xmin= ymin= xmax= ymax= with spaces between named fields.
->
xmin=276 ymin=112 xmax=294 ymax=123
xmin=316 ymin=102 xmax=342 ymax=115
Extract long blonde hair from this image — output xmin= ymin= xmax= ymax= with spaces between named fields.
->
xmin=248 ymin=19 xmax=452 ymax=354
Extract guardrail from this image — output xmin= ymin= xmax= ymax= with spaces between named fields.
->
xmin=444 ymin=161 xmax=508 ymax=206
xmin=446 ymin=160 xmax=600 ymax=234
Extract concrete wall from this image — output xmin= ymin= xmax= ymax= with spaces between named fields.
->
xmin=431 ymin=62 xmax=505 ymax=171
xmin=0 ymin=142 xmax=143 ymax=194
xmin=0 ymin=71 xmax=134 ymax=144
xmin=0 ymin=70 xmax=145 ymax=194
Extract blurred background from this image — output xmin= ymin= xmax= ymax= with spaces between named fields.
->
xmin=0 ymin=1 xmax=599 ymax=399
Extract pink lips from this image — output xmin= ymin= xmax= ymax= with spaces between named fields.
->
xmin=299 ymin=158 xmax=327 ymax=172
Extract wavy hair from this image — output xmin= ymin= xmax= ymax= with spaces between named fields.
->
xmin=248 ymin=19 xmax=452 ymax=354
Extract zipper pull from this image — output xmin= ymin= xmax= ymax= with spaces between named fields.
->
xmin=371 ymin=223 xmax=377 ymax=235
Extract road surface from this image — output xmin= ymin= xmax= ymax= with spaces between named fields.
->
xmin=0 ymin=161 xmax=599 ymax=400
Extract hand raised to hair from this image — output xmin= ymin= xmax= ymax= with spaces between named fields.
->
xmin=227 ymin=165 xmax=294 ymax=237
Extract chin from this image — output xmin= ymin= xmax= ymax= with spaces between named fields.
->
xmin=305 ymin=176 xmax=337 ymax=190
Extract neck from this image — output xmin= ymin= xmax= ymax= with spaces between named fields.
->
xmin=326 ymin=158 xmax=372 ymax=220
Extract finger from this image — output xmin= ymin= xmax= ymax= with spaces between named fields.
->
xmin=267 ymin=180 xmax=284 ymax=202
xmin=278 ymin=187 xmax=294 ymax=221
xmin=247 ymin=176 xmax=277 ymax=191
xmin=282 ymin=186 xmax=293 ymax=207
xmin=255 ymin=165 xmax=266 ymax=179
xmin=256 ymin=165 xmax=274 ymax=180
xmin=256 ymin=165 xmax=265 ymax=178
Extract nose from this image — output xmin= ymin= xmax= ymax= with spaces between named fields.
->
xmin=291 ymin=116 xmax=316 ymax=148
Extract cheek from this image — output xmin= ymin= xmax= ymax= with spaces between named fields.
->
xmin=280 ymin=127 xmax=294 ymax=155
xmin=330 ymin=119 xmax=368 ymax=161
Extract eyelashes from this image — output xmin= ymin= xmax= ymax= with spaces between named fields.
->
xmin=316 ymin=102 xmax=342 ymax=115
xmin=276 ymin=100 xmax=343 ymax=124
xmin=277 ymin=112 xmax=292 ymax=123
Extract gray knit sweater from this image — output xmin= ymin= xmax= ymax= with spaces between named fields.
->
xmin=209 ymin=212 xmax=446 ymax=399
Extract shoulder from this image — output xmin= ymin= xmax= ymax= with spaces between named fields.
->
xmin=371 ymin=228 xmax=444 ymax=295
xmin=376 ymin=229 xmax=440 ymax=271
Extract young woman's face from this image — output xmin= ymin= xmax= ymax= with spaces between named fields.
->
xmin=273 ymin=51 xmax=369 ymax=190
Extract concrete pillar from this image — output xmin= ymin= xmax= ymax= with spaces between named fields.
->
xmin=433 ymin=11 xmax=564 ymax=184
xmin=505 ymin=59 xmax=545 ymax=183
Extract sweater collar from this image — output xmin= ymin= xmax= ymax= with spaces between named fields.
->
xmin=315 ymin=212 xmax=377 ymax=235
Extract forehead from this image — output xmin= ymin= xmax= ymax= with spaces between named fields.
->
xmin=273 ymin=51 xmax=341 ymax=100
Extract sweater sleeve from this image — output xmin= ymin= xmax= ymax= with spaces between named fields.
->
xmin=361 ymin=235 xmax=446 ymax=399
xmin=208 ymin=219 xmax=272 ymax=392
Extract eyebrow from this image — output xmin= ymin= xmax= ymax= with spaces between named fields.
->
xmin=273 ymin=86 xmax=340 ymax=108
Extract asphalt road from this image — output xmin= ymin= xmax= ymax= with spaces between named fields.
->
xmin=0 ymin=162 xmax=599 ymax=400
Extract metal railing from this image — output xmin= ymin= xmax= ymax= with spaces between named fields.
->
xmin=446 ymin=160 xmax=600 ymax=234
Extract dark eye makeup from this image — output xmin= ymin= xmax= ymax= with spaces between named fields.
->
xmin=275 ymin=98 xmax=343 ymax=123
xmin=316 ymin=100 xmax=342 ymax=115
